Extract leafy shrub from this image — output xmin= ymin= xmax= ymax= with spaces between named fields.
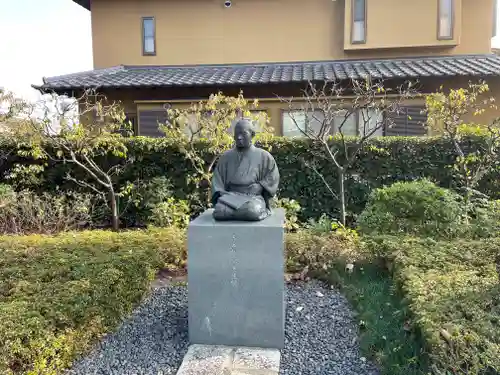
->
xmin=272 ymin=197 xmax=302 ymax=232
xmin=121 ymin=176 xmax=191 ymax=228
xmin=365 ymin=235 xmax=500 ymax=374
xmin=467 ymin=198 xmax=500 ymax=239
xmin=285 ymin=228 xmax=362 ymax=273
xmin=149 ymin=197 xmax=191 ymax=228
xmin=2 ymin=134 xmax=500 ymax=223
xmin=0 ymin=183 xmax=15 ymax=206
xmin=305 ymin=213 xmax=337 ymax=235
xmin=0 ymin=227 xmax=185 ymax=375
xmin=358 ymin=179 xmax=464 ymax=239
xmin=0 ymin=186 xmax=97 ymax=234
xmin=120 ymin=176 xmax=175 ymax=227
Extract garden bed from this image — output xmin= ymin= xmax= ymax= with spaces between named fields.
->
xmin=0 ymin=227 xmax=360 ymax=375
xmin=0 ymin=228 xmax=185 ymax=375
xmin=367 ymin=236 xmax=500 ymax=374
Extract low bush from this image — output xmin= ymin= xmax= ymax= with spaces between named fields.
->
xmin=285 ymin=227 xmax=362 ymax=273
xmin=0 ymin=227 xmax=185 ymax=375
xmin=365 ymin=236 xmax=500 ymax=375
xmin=0 ymin=184 xmax=97 ymax=235
xmin=358 ymin=180 xmax=464 ymax=239
xmin=121 ymin=176 xmax=177 ymax=227
xmin=272 ymin=197 xmax=302 ymax=232
xmin=149 ymin=197 xmax=191 ymax=228
xmin=467 ymin=198 xmax=500 ymax=239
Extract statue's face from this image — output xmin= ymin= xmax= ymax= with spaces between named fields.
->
xmin=234 ymin=121 xmax=253 ymax=149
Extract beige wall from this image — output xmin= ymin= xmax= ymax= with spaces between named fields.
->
xmin=91 ymin=0 xmax=495 ymax=69
xmin=344 ymin=0 xmax=462 ymax=50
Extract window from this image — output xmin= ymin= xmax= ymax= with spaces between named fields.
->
xmin=333 ymin=110 xmax=358 ymax=136
xmin=282 ymin=110 xmax=325 ymax=138
xmin=358 ymin=108 xmax=384 ymax=137
xmin=351 ymin=0 xmax=366 ymax=44
xmin=438 ymin=0 xmax=453 ymax=40
xmin=142 ymin=17 xmax=156 ymax=55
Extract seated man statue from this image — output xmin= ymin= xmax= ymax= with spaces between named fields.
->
xmin=211 ymin=118 xmax=280 ymax=221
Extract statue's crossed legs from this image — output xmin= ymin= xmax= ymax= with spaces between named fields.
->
xmin=213 ymin=193 xmax=270 ymax=221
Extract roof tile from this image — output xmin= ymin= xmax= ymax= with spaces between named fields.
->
xmin=35 ymin=54 xmax=500 ymax=92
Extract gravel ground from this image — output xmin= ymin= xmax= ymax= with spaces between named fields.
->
xmin=67 ymin=280 xmax=379 ymax=375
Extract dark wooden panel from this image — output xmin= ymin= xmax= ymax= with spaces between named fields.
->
xmin=138 ymin=110 xmax=168 ymax=137
xmin=386 ymin=106 xmax=427 ymax=136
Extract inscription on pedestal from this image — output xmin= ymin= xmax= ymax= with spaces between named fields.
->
xmin=187 ymin=208 xmax=285 ymax=349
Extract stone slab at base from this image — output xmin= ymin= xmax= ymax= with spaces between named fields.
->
xmin=188 ymin=208 xmax=286 ymax=349
xmin=176 ymin=344 xmax=281 ymax=375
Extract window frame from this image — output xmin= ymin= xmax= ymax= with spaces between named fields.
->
xmin=281 ymin=109 xmax=328 ymax=138
xmin=141 ymin=16 xmax=156 ymax=56
xmin=280 ymin=108 xmax=388 ymax=138
xmin=437 ymin=0 xmax=454 ymax=40
xmin=493 ymin=0 xmax=498 ymax=38
xmin=351 ymin=0 xmax=367 ymax=44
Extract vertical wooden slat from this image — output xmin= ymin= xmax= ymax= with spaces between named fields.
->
xmin=386 ymin=106 xmax=427 ymax=136
xmin=137 ymin=110 xmax=168 ymax=137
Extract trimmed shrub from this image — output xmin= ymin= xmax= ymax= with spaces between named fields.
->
xmin=1 ymin=134 xmax=500 ymax=224
xmin=0 ymin=228 xmax=185 ymax=375
xmin=285 ymin=228 xmax=362 ymax=273
xmin=365 ymin=236 xmax=500 ymax=375
xmin=357 ymin=180 xmax=464 ymax=239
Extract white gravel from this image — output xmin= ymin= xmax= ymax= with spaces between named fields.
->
xmin=66 ymin=280 xmax=379 ymax=375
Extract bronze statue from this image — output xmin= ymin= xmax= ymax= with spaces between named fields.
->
xmin=211 ymin=118 xmax=280 ymax=221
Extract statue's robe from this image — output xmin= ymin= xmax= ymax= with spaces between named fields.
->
xmin=211 ymin=145 xmax=280 ymax=221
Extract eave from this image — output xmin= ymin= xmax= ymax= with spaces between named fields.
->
xmin=72 ymin=0 xmax=90 ymax=10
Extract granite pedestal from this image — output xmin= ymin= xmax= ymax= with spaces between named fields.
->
xmin=187 ymin=208 xmax=285 ymax=349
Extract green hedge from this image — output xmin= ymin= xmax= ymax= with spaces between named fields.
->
xmin=366 ymin=236 xmax=500 ymax=375
xmin=0 ymin=227 xmax=186 ymax=375
xmin=1 ymin=135 xmax=499 ymax=222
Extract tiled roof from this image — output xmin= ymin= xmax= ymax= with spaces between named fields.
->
xmin=34 ymin=54 xmax=500 ymax=92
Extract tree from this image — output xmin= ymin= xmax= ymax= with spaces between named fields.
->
xmin=425 ymin=81 xmax=500 ymax=222
xmin=280 ymin=78 xmax=418 ymax=226
xmin=2 ymin=89 xmax=133 ymax=231
xmin=160 ymin=91 xmax=273 ymax=206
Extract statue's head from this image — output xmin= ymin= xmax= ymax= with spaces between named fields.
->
xmin=233 ymin=118 xmax=255 ymax=150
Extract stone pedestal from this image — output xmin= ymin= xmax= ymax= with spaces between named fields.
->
xmin=187 ymin=208 xmax=286 ymax=349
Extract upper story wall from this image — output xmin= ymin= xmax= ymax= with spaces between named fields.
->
xmin=91 ymin=0 xmax=496 ymax=69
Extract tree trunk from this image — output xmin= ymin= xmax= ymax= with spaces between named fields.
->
xmin=338 ymin=168 xmax=346 ymax=226
xmin=109 ymin=191 xmax=119 ymax=231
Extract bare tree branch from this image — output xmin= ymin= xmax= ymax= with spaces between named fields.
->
xmin=278 ymin=77 xmax=419 ymax=225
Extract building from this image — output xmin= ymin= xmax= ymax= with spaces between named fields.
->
xmin=33 ymin=0 xmax=500 ymax=137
